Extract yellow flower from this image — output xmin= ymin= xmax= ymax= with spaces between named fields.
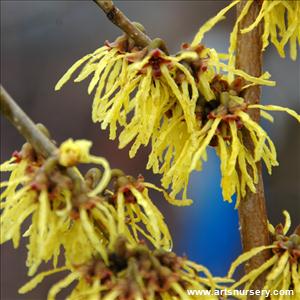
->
xmin=55 ymin=35 xmax=201 ymax=157
xmin=54 ymin=33 xmax=276 ymax=200
xmin=58 ymin=138 xmax=110 ymax=196
xmin=1 ymin=139 xmax=181 ymax=275
xmin=192 ymin=0 xmax=300 ymax=61
xmin=59 ymin=140 xmax=177 ymax=249
xmin=59 ymin=139 xmax=92 ymax=166
xmin=1 ymin=153 xmax=67 ymax=274
xmin=54 ymin=32 xmax=294 ymax=208
xmin=151 ymin=74 xmax=300 ymax=204
xmin=227 ymin=211 xmax=300 ymax=300
xmin=101 ymin=171 xmax=192 ymax=250
xmin=19 ymin=236 xmax=227 ymax=300
xmin=117 ymin=48 xmax=200 ymax=158
xmin=0 ymin=141 xmax=112 ymax=275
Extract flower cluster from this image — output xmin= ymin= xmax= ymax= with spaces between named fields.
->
xmin=153 ymin=68 xmax=300 ymax=204
xmin=0 ymin=141 xmax=84 ymax=276
xmin=2 ymin=2 xmax=300 ymax=299
xmin=227 ymin=211 xmax=300 ymax=299
xmin=2 ymin=137 xmax=298 ymax=298
xmin=55 ymin=35 xmax=201 ymax=155
xmin=1 ymin=138 xmax=228 ymax=299
xmin=0 ymin=137 xmax=183 ymax=278
xmin=19 ymin=236 xmax=226 ymax=300
xmin=55 ymin=30 xmax=300 ymax=206
xmin=192 ymin=0 xmax=300 ymax=62
xmin=146 ymin=44 xmax=299 ymax=204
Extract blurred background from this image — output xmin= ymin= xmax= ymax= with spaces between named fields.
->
xmin=1 ymin=1 xmax=299 ymax=299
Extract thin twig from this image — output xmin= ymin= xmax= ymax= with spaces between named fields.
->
xmin=235 ymin=1 xmax=271 ymax=298
xmin=1 ymin=86 xmax=57 ymax=157
xmin=0 ymin=85 xmax=84 ymax=189
xmin=93 ymin=0 xmax=152 ymax=48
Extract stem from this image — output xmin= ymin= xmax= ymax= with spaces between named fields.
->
xmin=0 ymin=86 xmax=57 ymax=157
xmin=93 ymin=0 xmax=152 ymax=48
xmin=0 ymin=85 xmax=84 ymax=189
xmin=235 ymin=1 xmax=271 ymax=297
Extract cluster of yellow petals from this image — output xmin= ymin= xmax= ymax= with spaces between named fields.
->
xmin=147 ymin=70 xmax=300 ymax=205
xmin=1 ymin=2 xmax=299 ymax=299
xmin=227 ymin=211 xmax=300 ymax=300
xmin=0 ymin=144 xmax=76 ymax=275
xmin=0 ymin=139 xmax=180 ymax=279
xmin=19 ymin=236 xmax=227 ymax=300
xmin=55 ymin=44 xmax=201 ymax=156
xmin=157 ymin=97 xmax=300 ymax=204
xmin=54 ymin=32 xmax=299 ymax=206
xmin=53 ymin=1 xmax=300 ymax=208
xmin=58 ymin=139 xmax=184 ymax=251
xmin=192 ymin=0 xmax=300 ymax=64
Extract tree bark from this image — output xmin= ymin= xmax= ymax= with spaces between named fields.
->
xmin=235 ymin=1 xmax=271 ymax=298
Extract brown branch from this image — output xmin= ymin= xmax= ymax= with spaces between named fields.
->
xmin=0 ymin=86 xmax=57 ymax=157
xmin=0 ymin=85 xmax=84 ymax=189
xmin=93 ymin=0 xmax=152 ymax=48
xmin=235 ymin=1 xmax=271 ymax=298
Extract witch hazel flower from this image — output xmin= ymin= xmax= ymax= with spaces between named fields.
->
xmin=0 ymin=138 xmax=115 ymax=274
xmin=55 ymin=34 xmax=199 ymax=159
xmin=54 ymin=28 xmax=298 ymax=207
xmin=150 ymin=72 xmax=300 ymax=204
xmin=19 ymin=236 xmax=229 ymax=300
xmin=227 ymin=211 xmax=300 ymax=300
xmin=192 ymin=0 xmax=300 ymax=62
xmin=1 ymin=135 xmax=190 ymax=277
